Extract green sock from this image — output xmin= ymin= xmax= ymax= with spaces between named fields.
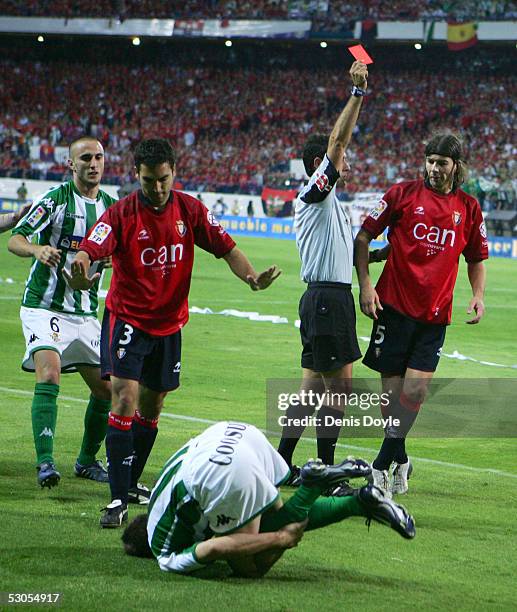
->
xmin=260 ymin=484 xmax=322 ymax=532
xmin=305 ymin=495 xmax=363 ymax=531
xmin=77 ymin=395 xmax=110 ymax=466
xmin=32 ymin=382 xmax=59 ymax=465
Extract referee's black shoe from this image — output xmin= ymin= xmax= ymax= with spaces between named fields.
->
xmin=356 ymin=484 xmax=416 ymax=539
xmin=283 ymin=465 xmax=302 ymax=487
xmin=100 ymin=500 xmax=128 ymax=528
xmin=300 ymin=457 xmax=371 ymax=489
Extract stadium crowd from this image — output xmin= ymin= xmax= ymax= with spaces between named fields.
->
xmin=0 ymin=0 xmax=515 ymax=20
xmin=0 ymin=43 xmax=515 ymax=207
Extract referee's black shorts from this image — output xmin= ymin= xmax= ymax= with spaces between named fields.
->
xmin=299 ymin=282 xmax=361 ymax=373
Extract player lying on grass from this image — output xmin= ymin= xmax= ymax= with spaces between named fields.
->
xmin=121 ymin=421 xmax=415 ymax=577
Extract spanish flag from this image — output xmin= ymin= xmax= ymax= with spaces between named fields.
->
xmin=447 ymin=21 xmax=478 ymax=51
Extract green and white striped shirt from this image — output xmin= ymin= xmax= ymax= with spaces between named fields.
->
xmin=148 ymin=443 xmax=213 ymax=573
xmin=147 ymin=422 xmax=289 ymax=573
xmin=12 ymin=180 xmax=116 ymax=316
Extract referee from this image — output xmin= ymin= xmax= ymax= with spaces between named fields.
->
xmin=277 ymin=60 xmax=372 ymax=486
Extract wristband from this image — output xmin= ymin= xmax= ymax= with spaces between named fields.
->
xmin=351 ymin=86 xmax=366 ymax=97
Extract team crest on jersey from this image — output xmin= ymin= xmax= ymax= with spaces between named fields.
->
xmin=88 ymin=222 xmax=112 ymax=244
xmin=27 ymin=205 xmax=46 ymax=228
xmin=117 ymin=348 xmax=126 ymax=359
xmin=452 ymin=211 xmax=462 ymax=226
xmin=479 ymin=221 xmax=487 ymax=239
xmin=40 ymin=197 xmax=55 ymax=213
xmin=369 ymin=200 xmax=388 ymax=220
xmin=176 ymin=220 xmax=187 ymax=237
xmin=207 ymin=211 xmax=219 ymax=227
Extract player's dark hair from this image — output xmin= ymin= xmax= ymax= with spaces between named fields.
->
xmin=134 ymin=138 xmax=176 ymax=171
xmin=302 ymin=134 xmax=329 ymax=177
xmin=121 ymin=514 xmax=154 ymax=558
xmin=424 ymin=133 xmax=468 ymax=191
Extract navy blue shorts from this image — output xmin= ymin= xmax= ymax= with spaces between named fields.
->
xmin=101 ymin=309 xmax=181 ymax=392
xmin=363 ymin=304 xmax=446 ymax=375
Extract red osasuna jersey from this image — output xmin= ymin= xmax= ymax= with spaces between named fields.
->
xmin=362 ymin=180 xmax=488 ymax=325
xmin=80 ymin=190 xmax=236 ymax=335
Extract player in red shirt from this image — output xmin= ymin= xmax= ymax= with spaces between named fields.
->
xmin=65 ymin=139 xmax=280 ymax=527
xmin=354 ymin=134 xmax=488 ymax=497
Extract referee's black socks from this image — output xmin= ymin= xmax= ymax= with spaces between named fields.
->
xmin=277 ymin=403 xmax=314 ymax=466
xmin=316 ymin=406 xmax=343 ymax=465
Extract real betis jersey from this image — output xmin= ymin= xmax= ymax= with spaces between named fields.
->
xmin=12 ymin=181 xmax=116 ymax=316
xmin=147 ymin=422 xmax=289 ymax=573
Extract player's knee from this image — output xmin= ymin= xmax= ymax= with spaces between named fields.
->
xmin=91 ymin=381 xmax=112 ymax=402
xmin=402 ymin=387 xmax=427 ymax=406
xmin=112 ymin=385 xmax=138 ymax=415
xmin=35 ymin=366 xmax=60 ymax=386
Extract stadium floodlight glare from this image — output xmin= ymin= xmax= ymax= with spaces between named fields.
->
xmin=225 ymin=40 xmax=233 ymax=47
xmin=37 ymin=35 xmax=44 ymax=43
xmin=414 ymin=43 xmax=422 ymax=50
xmin=132 ymin=37 xmax=141 ymax=46
xmin=320 ymin=41 xmax=328 ymax=48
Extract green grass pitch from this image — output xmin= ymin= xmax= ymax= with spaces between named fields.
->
xmin=1 ymin=233 xmax=516 ymax=611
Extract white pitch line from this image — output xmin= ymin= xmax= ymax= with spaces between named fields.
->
xmin=2 ymin=385 xmax=516 ymax=481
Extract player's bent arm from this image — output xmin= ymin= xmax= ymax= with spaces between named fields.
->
xmin=466 ymin=261 xmax=486 ymax=324
xmin=0 ymin=204 xmax=31 ymax=233
xmin=196 ymin=521 xmax=300 ymax=578
xmin=223 ymin=246 xmax=281 ymax=291
xmin=369 ymin=244 xmax=391 ymax=263
xmin=8 ymin=234 xmax=61 ymax=267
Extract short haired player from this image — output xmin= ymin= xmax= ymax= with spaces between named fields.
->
xmin=65 ymin=139 xmax=281 ymax=527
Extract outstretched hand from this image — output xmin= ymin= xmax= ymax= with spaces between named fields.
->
xmin=62 ymin=260 xmax=100 ymax=290
xmin=247 ymin=266 xmax=281 ymax=291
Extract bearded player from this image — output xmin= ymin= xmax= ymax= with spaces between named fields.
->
xmin=354 ymin=133 xmax=488 ymax=497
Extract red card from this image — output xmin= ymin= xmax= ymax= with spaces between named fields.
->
xmin=348 ymin=44 xmax=374 ymax=64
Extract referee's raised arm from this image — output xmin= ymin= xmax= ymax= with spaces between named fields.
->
xmin=326 ymin=60 xmax=368 ymax=168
